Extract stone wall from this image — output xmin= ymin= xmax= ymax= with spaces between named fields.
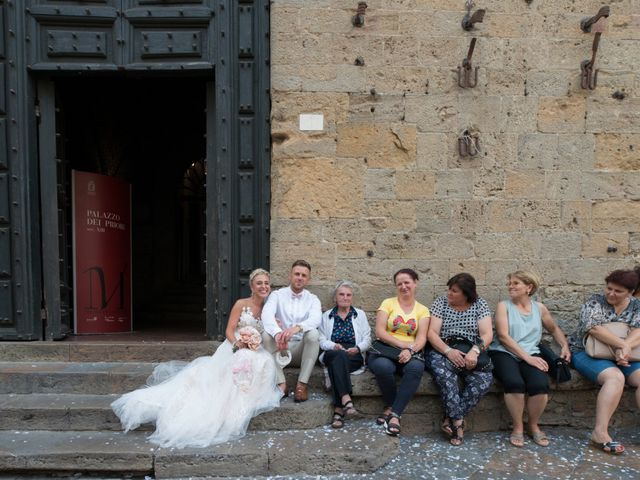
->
xmin=269 ymin=0 xmax=640 ymax=332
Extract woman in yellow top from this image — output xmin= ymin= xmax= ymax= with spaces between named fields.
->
xmin=368 ymin=268 xmax=430 ymax=436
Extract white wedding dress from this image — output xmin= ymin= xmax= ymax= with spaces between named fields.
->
xmin=111 ymin=308 xmax=282 ymax=449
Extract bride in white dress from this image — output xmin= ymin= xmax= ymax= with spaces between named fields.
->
xmin=111 ymin=268 xmax=282 ymax=449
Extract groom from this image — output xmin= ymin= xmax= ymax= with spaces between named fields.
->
xmin=261 ymin=260 xmax=321 ymax=402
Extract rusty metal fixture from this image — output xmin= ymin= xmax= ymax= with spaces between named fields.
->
xmin=354 ymin=55 xmax=365 ymax=66
xmin=352 ymin=2 xmax=368 ymax=27
xmin=612 ymin=91 xmax=625 ymax=100
xmin=461 ymin=1 xmax=485 ymax=31
xmin=581 ymin=5 xmax=610 ymax=33
xmin=580 ymin=31 xmax=602 ymax=90
xmin=458 ymin=129 xmax=481 ymax=157
xmin=458 ymin=37 xmax=479 ymax=88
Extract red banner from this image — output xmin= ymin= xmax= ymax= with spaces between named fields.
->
xmin=72 ymin=171 xmax=132 ymax=334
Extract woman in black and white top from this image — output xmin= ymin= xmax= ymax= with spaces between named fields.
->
xmin=426 ymin=273 xmax=493 ymax=446
xmin=318 ymin=280 xmax=371 ymax=429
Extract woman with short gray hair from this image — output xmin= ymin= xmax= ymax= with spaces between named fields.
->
xmin=318 ymin=280 xmax=371 ymax=428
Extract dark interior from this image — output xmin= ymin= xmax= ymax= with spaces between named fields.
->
xmin=55 ymin=76 xmax=207 ymax=332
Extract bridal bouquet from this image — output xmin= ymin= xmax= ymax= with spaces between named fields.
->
xmin=237 ymin=326 xmax=262 ymax=351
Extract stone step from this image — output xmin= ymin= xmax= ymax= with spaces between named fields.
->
xmin=0 ymin=393 xmax=333 ymax=432
xmin=0 ymin=361 xmax=326 ymax=395
xmin=0 ymin=424 xmax=398 ymax=478
xmin=0 ymin=341 xmax=217 ymax=362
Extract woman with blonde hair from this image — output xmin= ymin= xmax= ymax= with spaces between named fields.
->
xmin=112 ymin=268 xmax=282 ymax=448
xmin=489 ymin=271 xmax=570 ymax=448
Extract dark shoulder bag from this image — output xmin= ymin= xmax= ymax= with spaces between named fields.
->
xmin=538 ymin=342 xmax=571 ymax=384
xmin=369 ymin=339 xmax=425 ymax=362
xmin=445 ymin=336 xmax=492 ymax=372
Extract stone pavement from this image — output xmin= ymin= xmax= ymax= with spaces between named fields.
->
xmin=0 ymin=425 xmax=638 ymax=480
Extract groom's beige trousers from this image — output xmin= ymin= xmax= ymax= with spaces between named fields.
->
xmin=262 ymin=329 xmax=320 ymax=384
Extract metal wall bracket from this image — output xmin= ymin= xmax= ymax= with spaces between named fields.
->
xmin=458 ymin=37 xmax=478 ymax=88
xmin=352 ymin=2 xmax=368 ymax=27
xmin=461 ymin=1 xmax=485 ymax=31
xmin=580 ymin=7 xmax=609 ymax=90
xmin=580 ymin=6 xmax=610 ymax=33
xmin=458 ymin=129 xmax=481 ymax=157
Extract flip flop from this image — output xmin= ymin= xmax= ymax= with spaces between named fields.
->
xmin=530 ymin=431 xmax=549 ymax=447
xmin=509 ymin=432 xmax=524 ymax=448
xmin=590 ymin=439 xmax=625 ymax=455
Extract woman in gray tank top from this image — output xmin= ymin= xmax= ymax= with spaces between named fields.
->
xmin=488 ymin=271 xmax=570 ymax=448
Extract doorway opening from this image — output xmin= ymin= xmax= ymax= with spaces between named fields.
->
xmin=54 ymin=76 xmax=208 ymax=335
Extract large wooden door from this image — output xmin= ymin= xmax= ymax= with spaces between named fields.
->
xmin=1 ymin=0 xmax=271 ymax=339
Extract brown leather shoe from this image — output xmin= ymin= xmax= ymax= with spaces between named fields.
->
xmin=294 ymin=381 xmax=308 ymax=402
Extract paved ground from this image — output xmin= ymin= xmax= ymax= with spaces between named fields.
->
xmin=0 ymin=426 xmax=637 ymax=479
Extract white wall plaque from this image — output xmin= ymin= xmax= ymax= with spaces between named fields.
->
xmin=299 ymin=114 xmax=324 ymax=131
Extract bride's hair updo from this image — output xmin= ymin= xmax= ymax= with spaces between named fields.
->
xmin=249 ymin=268 xmax=270 ymax=284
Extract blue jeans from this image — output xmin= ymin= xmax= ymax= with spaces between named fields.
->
xmin=367 ymin=353 xmax=424 ymax=416
xmin=572 ymin=350 xmax=640 ymax=384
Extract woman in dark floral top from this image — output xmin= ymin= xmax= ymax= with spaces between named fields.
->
xmin=571 ymin=267 xmax=640 ymax=455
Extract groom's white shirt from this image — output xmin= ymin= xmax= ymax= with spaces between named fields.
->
xmin=261 ymin=286 xmax=322 ymax=339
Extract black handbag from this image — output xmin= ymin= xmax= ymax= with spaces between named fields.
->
xmin=538 ymin=342 xmax=571 ymax=383
xmin=444 ymin=336 xmax=493 ymax=372
xmin=369 ymin=340 xmax=425 ymax=362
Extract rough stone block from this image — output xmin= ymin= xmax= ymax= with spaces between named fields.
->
xmin=487 ymin=200 xmax=522 ymax=233
xmin=435 ymin=170 xmax=474 ymax=198
xmin=561 ymin=200 xmax=593 ymax=232
xmin=271 ymin=241 xmax=336 ymax=284
xmin=473 ymin=233 xmax=542 ymax=260
xmin=348 ymin=93 xmax=406 ymax=123
xmin=450 ymin=200 xmax=489 ymax=234
xmin=581 ymin=233 xmax=630 ymax=258
xmin=581 ymin=172 xmax=640 ymax=200
xmin=505 ymin=170 xmax=546 ymax=199
xmin=500 ymin=95 xmax=538 ymax=133
xmin=415 ymin=199 xmax=452 ymax=234
xmin=271 ymin=158 xmax=365 ymax=219
xmin=595 ymin=133 xmax=640 ymax=171
xmin=539 ymin=233 xmax=583 ymax=259
xmin=365 ymin=168 xmax=396 ymax=200
xmin=366 ymin=66 xmax=430 ymax=94
xmin=271 ymin=219 xmax=324 ymax=243
xmin=336 ymin=123 xmax=417 ymax=169
xmin=537 ymin=96 xmax=586 ymax=133
xmin=526 ymin=70 xmax=571 ymax=97
xmin=395 ymin=170 xmax=435 ymax=200
xmin=473 ymin=168 xmax=506 ymax=198
xmin=592 ymin=200 xmax=640 ymax=232
xmin=520 ymin=200 xmax=562 ymax=231
xmin=587 ymin=97 xmax=640 ymax=133
xmin=545 ymin=171 xmax=582 ymax=200
xmin=416 ymin=133 xmax=448 ymax=171
xmin=405 ymin=94 xmax=458 ymax=133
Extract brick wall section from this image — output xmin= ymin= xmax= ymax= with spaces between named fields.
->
xmin=269 ymin=0 xmax=640 ymax=333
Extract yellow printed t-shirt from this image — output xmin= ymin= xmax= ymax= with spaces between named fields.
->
xmin=378 ymin=297 xmax=430 ymax=341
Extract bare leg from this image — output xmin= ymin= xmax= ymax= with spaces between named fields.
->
xmin=526 ymin=394 xmax=549 ymax=446
xmin=625 ymin=369 xmax=640 ymax=409
xmin=591 ymin=367 xmax=625 ymax=444
xmin=504 ymin=393 xmax=525 ymax=446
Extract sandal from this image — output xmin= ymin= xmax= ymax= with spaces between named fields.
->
xmin=449 ymin=420 xmax=464 ymax=446
xmin=342 ymin=401 xmax=360 ymax=419
xmin=376 ymin=407 xmax=392 ymax=426
xmin=530 ymin=430 xmax=549 ymax=447
xmin=331 ymin=411 xmax=344 ymax=429
xmin=440 ymin=416 xmax=453 ymax=437
xmin=590 ymin=439 xmax=625 ymax=455
xmin=509 ymin=432 xmax=525 ymax=448
xmin=384 ymin=413 xmax=401 ymax=436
